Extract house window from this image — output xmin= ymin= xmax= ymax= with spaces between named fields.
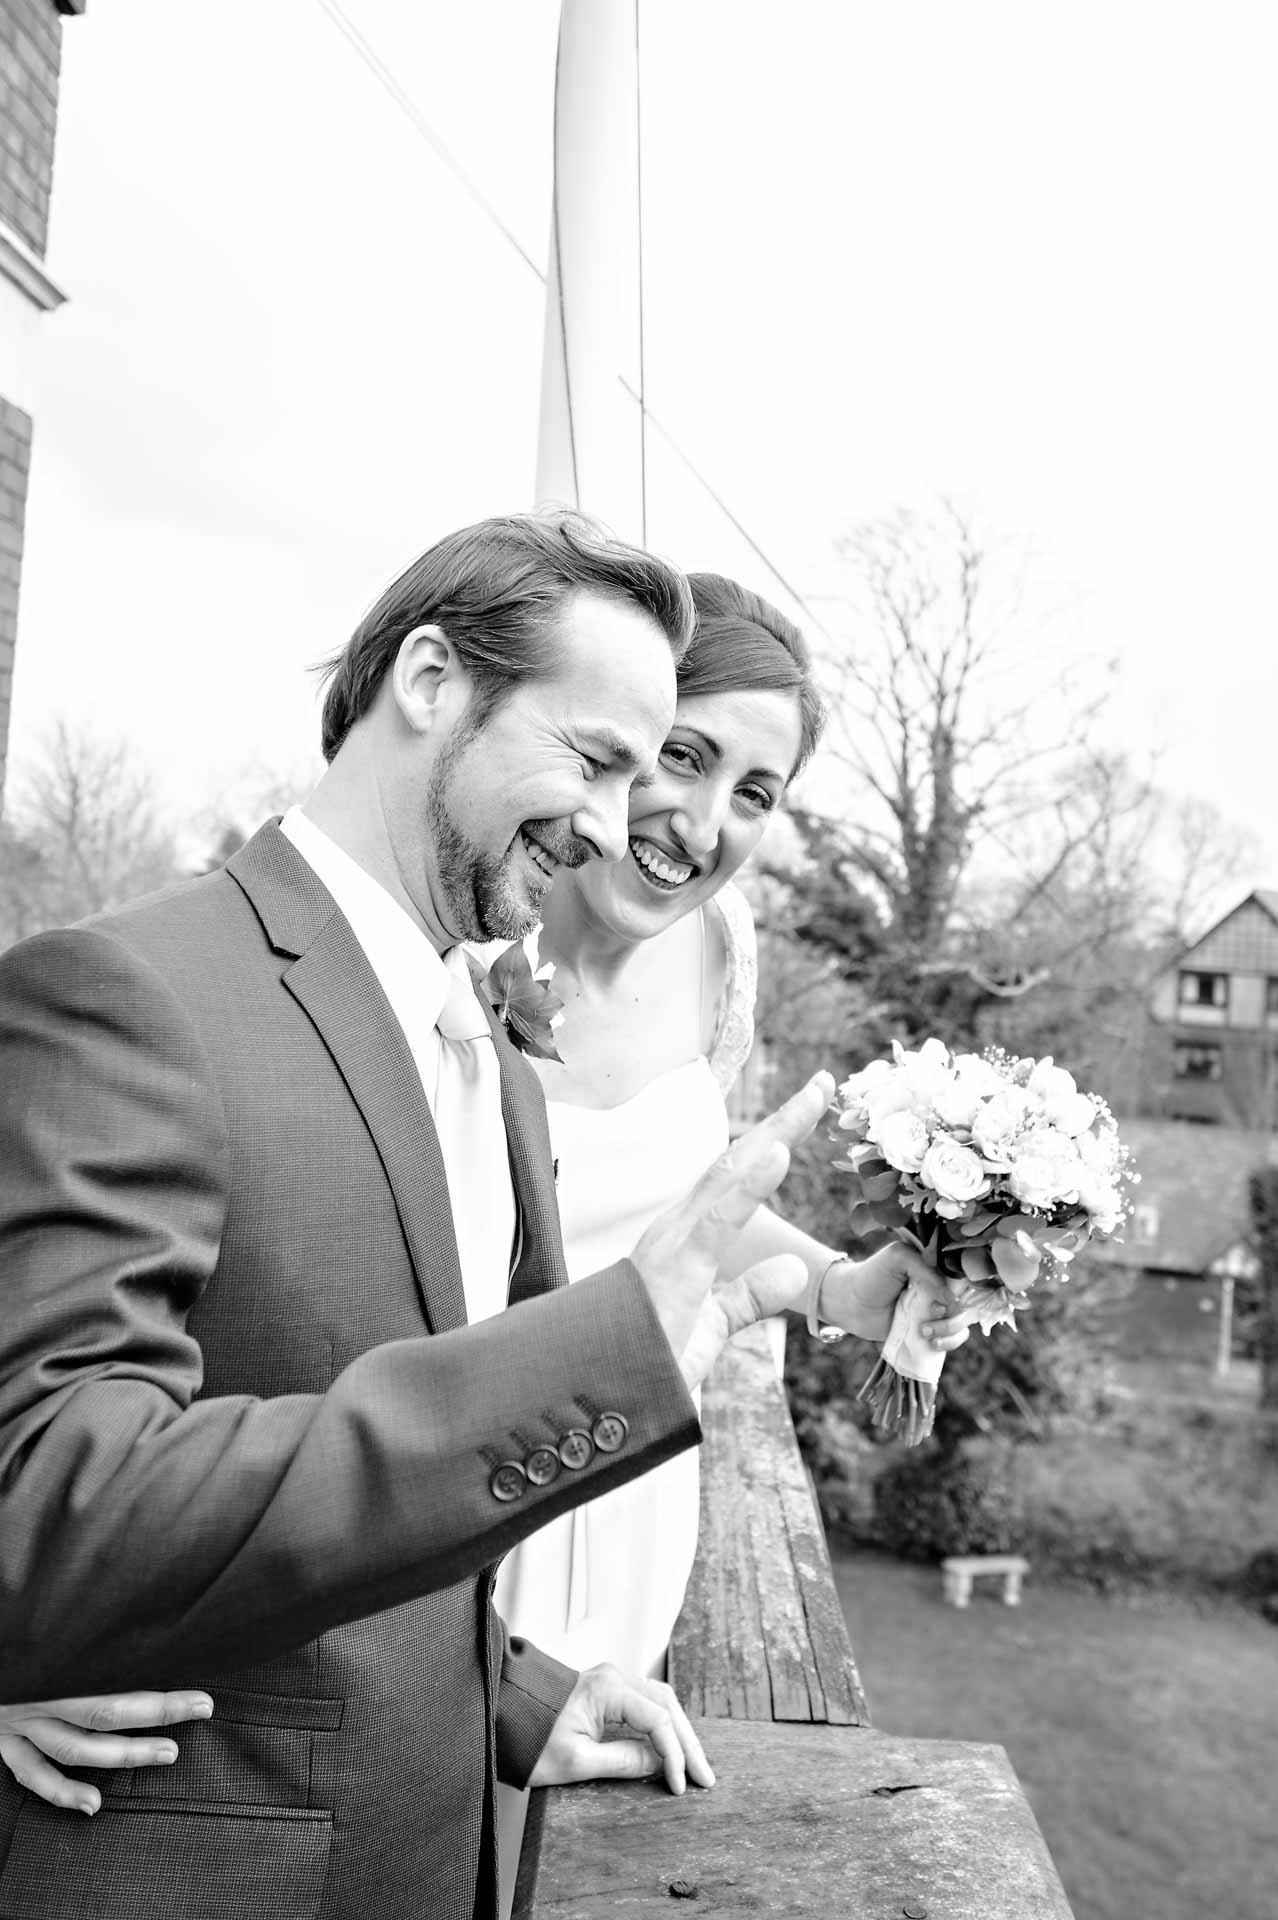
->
xmin=1173 ymin=1042 xmax=1222 ymax=1081
xmin=1267 ymin=978 xmax=1278 ymax=1016
xmin=1179 ymin=971 xmax=1229 ymax=1009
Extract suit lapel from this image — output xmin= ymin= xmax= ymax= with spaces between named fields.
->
xmin=226 ymin=822 xmax=469 ymax=1335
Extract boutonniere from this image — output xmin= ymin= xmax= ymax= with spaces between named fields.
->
xmin=477 ymin=940 xmax=566 ymax=1063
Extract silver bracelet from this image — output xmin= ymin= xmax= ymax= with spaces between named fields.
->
xmin=805 ymin=1253 xmax=850 ymax=1344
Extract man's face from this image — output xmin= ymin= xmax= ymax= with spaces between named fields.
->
xmin=420 ymin=589 xmax=677 ymax=942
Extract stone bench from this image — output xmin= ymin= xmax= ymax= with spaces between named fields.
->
xmin=942 ymin=1553 xmax=1030 ymax=1607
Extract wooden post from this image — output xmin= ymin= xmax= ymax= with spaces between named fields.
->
xmin=513 ymin=1325 xmax=1074 ymax=1916
xmin=1215 ymin=1272 xmax=1234 ymax=1377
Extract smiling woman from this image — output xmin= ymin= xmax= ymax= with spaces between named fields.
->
xmin=487 ymin=574 xmax=968 ymax=1911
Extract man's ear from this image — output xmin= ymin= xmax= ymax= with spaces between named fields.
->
xmin=391 ymin=624 xmax=466 ymax=735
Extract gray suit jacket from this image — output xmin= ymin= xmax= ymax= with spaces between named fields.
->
xmin=0 ymin=822 xmax=699 ymax=1920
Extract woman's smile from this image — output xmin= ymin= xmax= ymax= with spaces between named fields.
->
xmin=627 ymin=836 xmax=698 ymax=890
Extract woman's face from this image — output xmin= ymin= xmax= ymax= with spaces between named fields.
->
xmin=566 ymin=684 xmax=805 ymax=940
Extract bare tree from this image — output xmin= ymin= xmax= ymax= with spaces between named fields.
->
xmin=0 ymin=724 xmax=184 ymax=949
xmin=815 ymin=498 xmax=1097 ymax=960
xmin=966 ymin=749 xmax=1258 ymax=1105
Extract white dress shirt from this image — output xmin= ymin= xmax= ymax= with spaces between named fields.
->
xmin=280 ymin=808 xmax=516 ymax=1325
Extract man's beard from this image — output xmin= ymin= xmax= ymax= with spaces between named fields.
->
xmin=425 ymin=730 xmax=591 ymax=942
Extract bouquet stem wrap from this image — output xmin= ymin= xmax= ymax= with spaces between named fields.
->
xmin=857 ymin=1271 xmax=945 ymax=1446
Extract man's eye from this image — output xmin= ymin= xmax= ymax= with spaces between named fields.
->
xmin=581 ymin=754 xmax=607 ymax=776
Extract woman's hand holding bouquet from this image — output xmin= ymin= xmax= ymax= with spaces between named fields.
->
xmin=832 ymin=1039 xmax=1133 ymax=1444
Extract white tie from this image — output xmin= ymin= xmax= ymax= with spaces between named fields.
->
xmin=437 ymin=951 xmax=496 ymax=1045
xmin=433 ymin=950 xmax=516 ymax=1325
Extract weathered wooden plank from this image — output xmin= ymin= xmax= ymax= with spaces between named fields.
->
xmin=669 ymin=1323 xmax=869 ymax=1726
xmin=514 ymin=1720 xmax=1074 ymax=1919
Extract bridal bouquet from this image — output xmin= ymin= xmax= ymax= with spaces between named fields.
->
xmin=832 ymin=1039 xmax=1133 ymax=1444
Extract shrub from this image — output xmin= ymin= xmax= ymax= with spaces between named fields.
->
xmin=1240 ymin=1545 xmax=1278 ymax=1602
xmin=872 ymin=1438 xmax=1024 ymax=1561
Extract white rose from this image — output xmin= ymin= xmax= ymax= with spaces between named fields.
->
xmin=890 ymin=1037 xmax=954 ymax=1112
xmin=1008 ymin=1130 xmax=1082 ymax=1210
xmin=1054 ymin=1092 xmax=1099 ymax=1137
xmin=919 ymin=1138 xmax=991 ymax=1218
xmin=971 ymin=1088 xmax=1030 ymax=1161
xmin=838 ymin=1059 xmax=894 ymax=1101
xmin=951 ymin=1053 xmax=1007 ymax=1098
xmin=835 ymin=1059 xmax=896 ymax=1134
xmin=1076 ymin=1171 xmax=1122 ymax=1234
xmin=876 ymin=1110 xmax=931 ymax=1173
xmin=932 ymin=1078 xmax=983 ymax=1131
xmin=1077 ymin=1121 xmax=1122 ymax=1175
xmin=1024 ymin=1059 xmax=1097 ymax=1136
xmin=893 ymin=1037 xmax=951 ymax=1073
xmin=865 ymin=1078 xmax=931 ymax=1138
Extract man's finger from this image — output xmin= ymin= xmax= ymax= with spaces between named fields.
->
xmin=609 ymin=1680 xmax=713 ymax=1795
xmin=669 ymin=1073 xmax=832 ymax=1255
xmin=734 ymin=1254 xmax=809 ymax=1323
xmin=652 ymin=1685 xmax=713 ymax=1790
xmin=718 ymin=1073 xmax=834 ymax=1183
xmin=711 ymin=1255 xmax=809 ymax=1342
xmin=568 ymin=1735 xmax=664 ymax=1784
xmin=683 ymin=1140 xmax=792 ymax=1251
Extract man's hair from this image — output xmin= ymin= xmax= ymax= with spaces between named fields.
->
xmin=680 ymin=574 xmax=827 ymax=776
xmin=319 ymin=513 xmax=695 ymax=761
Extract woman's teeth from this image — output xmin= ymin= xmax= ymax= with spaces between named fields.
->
xmin=629 ymin=838 xmax=694 ymax=889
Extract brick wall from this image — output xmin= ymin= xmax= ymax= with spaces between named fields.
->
xmin=0 ymin=0 xmax=79 ymax=811
xmin=0 ymin=394 xmax=32 ymax=802
xmin=0 ymin=0 xmax=64 ymax=260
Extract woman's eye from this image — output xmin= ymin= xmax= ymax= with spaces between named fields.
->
xmin=660 ymin=742 xmax=700 ymax=772
xmin=738 ymin=785 xmax=774 ymax=814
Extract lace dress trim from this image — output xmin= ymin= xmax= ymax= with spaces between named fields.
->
xmin=706 ymin=881 xmax=757 ymax=1095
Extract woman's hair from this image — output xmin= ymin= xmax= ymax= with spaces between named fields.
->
xmin=318 ymin=512 xmax=694 ymax=761
xmin=680 ymin=574 xmax=826 ymax=777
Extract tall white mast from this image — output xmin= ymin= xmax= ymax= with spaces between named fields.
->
xmin=534 ymin=0 xmax=646 ymax=547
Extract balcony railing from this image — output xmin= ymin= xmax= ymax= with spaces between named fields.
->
xmin=513 ymin=1322 xmax=1074 ymax=1917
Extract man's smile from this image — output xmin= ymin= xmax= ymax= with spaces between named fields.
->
xmin=519 ymin=829 xmax=560 ymax=880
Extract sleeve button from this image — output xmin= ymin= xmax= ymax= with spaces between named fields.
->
xmin=592 ymin=1412 xmax=628 ymax=1453
xmin=525 ymin=1445 xmax=561 ymax=1487
xmin=558 ymin=1428 xmax=595 ymax=1470
xmin=490 ymin=1461 xmax=528 ymax=1503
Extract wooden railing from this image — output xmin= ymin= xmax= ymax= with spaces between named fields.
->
xmin=514 ymin=1323 xmax=1074 ymax=1917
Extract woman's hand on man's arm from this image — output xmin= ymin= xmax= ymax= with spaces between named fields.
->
xmin=0 ymin=1692 xmax=213 ymax=1815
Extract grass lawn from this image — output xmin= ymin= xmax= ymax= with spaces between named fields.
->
xmin=832 ymin=1547 xmax=1278 ymax=1920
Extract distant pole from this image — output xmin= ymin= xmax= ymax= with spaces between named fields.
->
xmin=1215 ymin=1273 xmax=1234 ymax=1377
xmin=534 ymin=0 xmax=646 ymax=544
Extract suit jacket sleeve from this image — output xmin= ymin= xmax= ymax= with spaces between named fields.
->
xmin=494 ymin=1630 xmax=577 ymax=1788
xmin=0 ymin=928 xmax=700 ymax=1701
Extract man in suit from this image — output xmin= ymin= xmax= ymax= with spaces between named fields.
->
xmin=0 ymin=513 xmax=830 ymax=1919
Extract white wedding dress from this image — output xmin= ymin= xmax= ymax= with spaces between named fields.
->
xmin=493 ymin=883 xmax=759 ymax=1909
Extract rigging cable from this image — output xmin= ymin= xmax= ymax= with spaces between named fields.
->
xmin=311 ymin=0 xmax=836 ymax=645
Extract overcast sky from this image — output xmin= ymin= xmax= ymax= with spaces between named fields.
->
xmin=11 ymin=0 xmax=1276 ymax=880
